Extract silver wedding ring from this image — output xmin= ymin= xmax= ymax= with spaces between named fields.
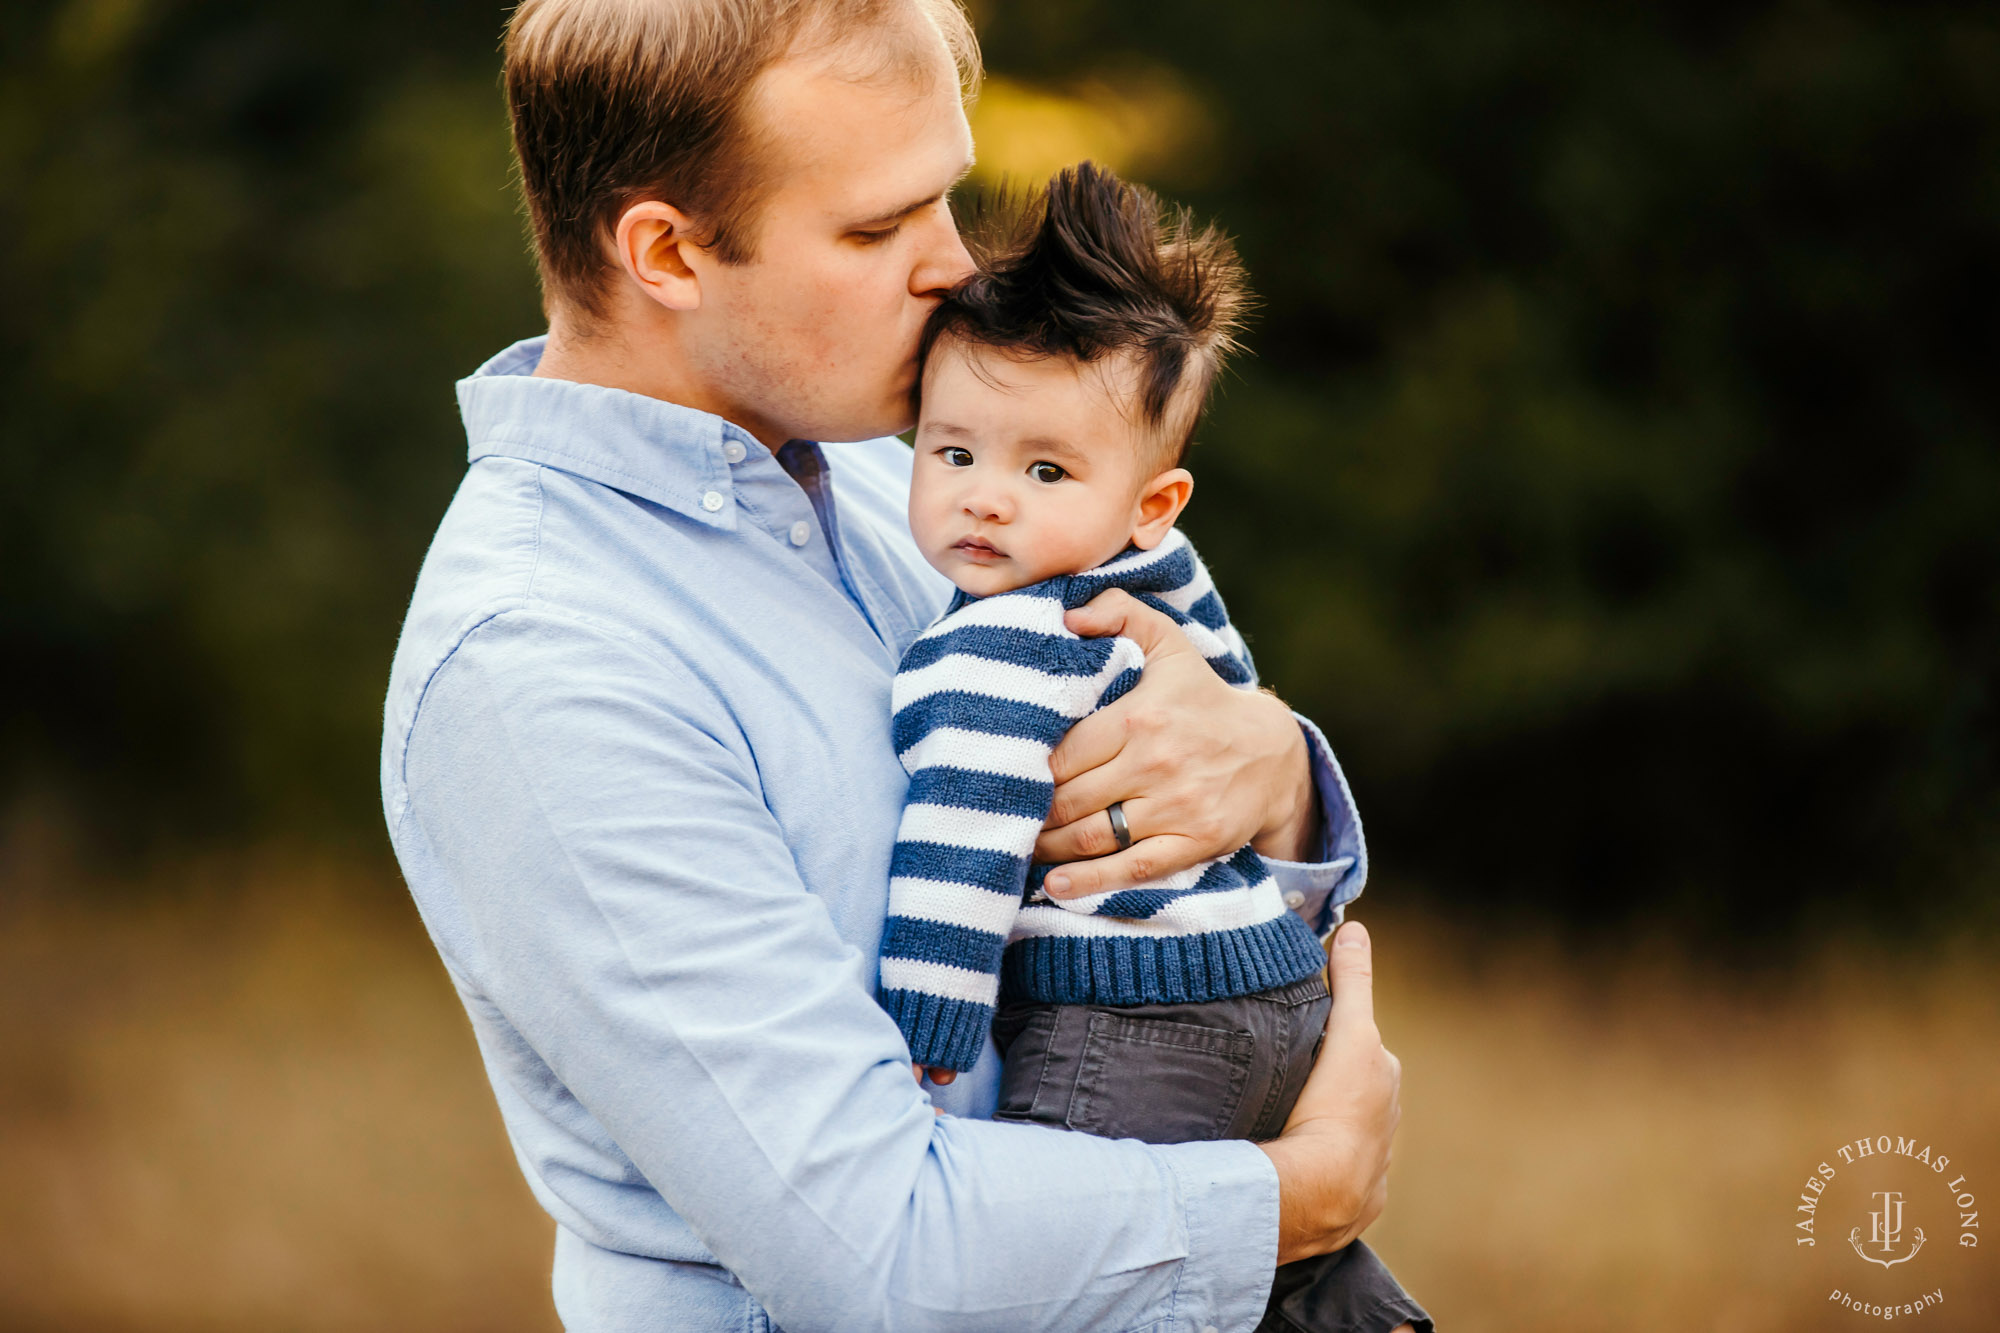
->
xmin=1106 ymin=800 xmax=1133 ymax=851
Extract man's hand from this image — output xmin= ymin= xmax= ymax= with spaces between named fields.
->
xmin=1258 ymin=921 xmax=1401 ymax=1264
xmin=1037 ymin=588 xmax=1320 ymax=900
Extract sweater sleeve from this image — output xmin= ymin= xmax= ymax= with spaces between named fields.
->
xmin=1066 ymin=531 xmax=1257 ymax=688
xmin=1157 ymin=536 xmax=1258 ymax=688
xmin=877 ymin=592 xmax=1104 ymax=1071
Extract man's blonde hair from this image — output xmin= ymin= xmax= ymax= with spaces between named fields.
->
xmin=505 ymin=0 xmax=980 ymax=317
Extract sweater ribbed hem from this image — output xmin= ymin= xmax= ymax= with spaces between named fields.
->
xmin=880 ymin=988 xmax=992 ymax=1072
xmin=1000 ymin=912 xmax=1328 ymax=1007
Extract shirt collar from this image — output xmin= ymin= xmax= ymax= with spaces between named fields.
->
xmin=456 ymin=336 xmax=774 ymax=531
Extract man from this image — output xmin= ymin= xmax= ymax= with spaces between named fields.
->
xmin=381 ymin=1 xmax=1407 ymax=1329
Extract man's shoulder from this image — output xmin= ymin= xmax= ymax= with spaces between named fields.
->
xmin=393 ymin=444 xmax=731 ymax=673
xmin=379 ymin=457 xmax=693 ymax=811
xmin=389 ymin=457 xmax=547 ymax=692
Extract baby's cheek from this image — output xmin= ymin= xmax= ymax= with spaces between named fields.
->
xmin=905 ymin=479 xmax=947 ymax=545
xmin=1044 ymin=495 xmax=1129 ymax=574
xmin=1015 ymin=530 xmax=1088 ymax=585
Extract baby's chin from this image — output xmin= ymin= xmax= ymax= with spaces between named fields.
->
xmin=946 ymin=566 xmax=1036 ymax=598
xmin=929 ymin=550 xmax=1047 ymax=598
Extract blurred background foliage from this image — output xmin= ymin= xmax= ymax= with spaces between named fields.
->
xmin=3 ymin=0 xmax=1996 ymax=943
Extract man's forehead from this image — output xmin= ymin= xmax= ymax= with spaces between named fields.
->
xmin=748 ymin=42 xmax=972 ymax=219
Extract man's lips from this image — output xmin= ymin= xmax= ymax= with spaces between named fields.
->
xmin=952 ymin=537 xmax=1006 ymax=562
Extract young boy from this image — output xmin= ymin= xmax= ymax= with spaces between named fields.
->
xmin=877 ymin=163 xmax=1432 ymax=1333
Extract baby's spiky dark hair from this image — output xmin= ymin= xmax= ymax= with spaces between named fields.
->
xmin=919 ymin=161 xmax=1250 ymax=466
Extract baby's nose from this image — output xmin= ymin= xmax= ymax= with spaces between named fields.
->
xmin=964 ymin=486 xmax=1012 ymax=521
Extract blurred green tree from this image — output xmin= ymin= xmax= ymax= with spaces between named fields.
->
xmin=3 ymin=1 xmax=540 ymax=845
xmin=2 ymin=0 xmax=1994 ymax=939
xmin=971 ymin=0 xmax=2000 ymax=938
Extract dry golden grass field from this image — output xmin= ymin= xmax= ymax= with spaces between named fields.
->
xmin=1 ymin=851 xmax=1994 ymax=1332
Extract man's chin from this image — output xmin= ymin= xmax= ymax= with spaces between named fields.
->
xmin=808 ymin=404 xmax=916 ymax=444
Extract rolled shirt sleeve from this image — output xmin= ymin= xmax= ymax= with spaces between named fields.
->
xmin=1259 ymin=713 xmax=1370 ymax=939
xmin=395 ymin=610 xmax=1281 ymax=1333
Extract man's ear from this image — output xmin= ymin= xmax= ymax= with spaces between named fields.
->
xmin=612 ymin=201 xmax=706 ymax=312
xmin=1130 ymin=467 xmax=1194 ymax=550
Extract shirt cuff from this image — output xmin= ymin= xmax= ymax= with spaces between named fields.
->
xmin=1153 ymin=1138 xmax=1281 ymax=1333
xmin=1260 ymin=713 xmax=1369 ymax=939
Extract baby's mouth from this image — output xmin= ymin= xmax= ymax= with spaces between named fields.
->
xmin=952 ymin=537 xmax=1005 ymax=561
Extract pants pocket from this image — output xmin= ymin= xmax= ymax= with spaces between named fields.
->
xmin=992 ymin=1005 xmax=1062 ymax=1123
xmin=1247 ymin=987 xmax=1332 ymax=1140
xmin=1067 ymin=1011 xmax=1255 ymax=1144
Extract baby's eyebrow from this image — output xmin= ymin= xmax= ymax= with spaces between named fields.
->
xmin=1018 ymin=435 xmax=1087 ymax=463
xmin=922 ymin=421 xmax=975 ymax=439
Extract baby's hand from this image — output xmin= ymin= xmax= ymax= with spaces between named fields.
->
xmin=911 ymin=1063 xmax=957 ymax=1087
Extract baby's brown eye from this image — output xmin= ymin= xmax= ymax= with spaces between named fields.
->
xmin=942 ymin=447 xmax=973 ymax=467
xmin=1030 ymin=462 xmax=1067 ymax=484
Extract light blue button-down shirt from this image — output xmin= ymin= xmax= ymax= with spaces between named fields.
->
xmin=380 ymin=337 xmax=1369 ymax=1332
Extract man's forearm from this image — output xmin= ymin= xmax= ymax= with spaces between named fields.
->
xmin=1259 ymin=1129 xmax=1379 ymax=1265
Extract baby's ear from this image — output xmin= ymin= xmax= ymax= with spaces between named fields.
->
xmin=1130 ymin=467 xmax=1194 ymax=550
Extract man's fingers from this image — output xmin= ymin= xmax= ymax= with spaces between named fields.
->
xmin=1040 ymin=728 xmax=1136 ymax=820
xmin=1037 ymin=792 xmax=1158 ymax=864
xmin=1063 ymin=588 xmax=1198 ymax=659
xmin=1042 ymin=833 xmax=1201 ymax=899
xmin=1032 ymin=815 xmax=1100 ymax=866
xmin=1326 ymin=920 xmax=1376 ymax=1030
xmin=1045 ymin=707 xmax=1129 ymax=796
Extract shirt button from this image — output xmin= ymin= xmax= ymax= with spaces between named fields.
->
xmin=722 ymin=440 xmax=747 ymax=464
xmin=1284 ymin=890 xmax=1306 ymax=910
xmin=788 ymin=520 xmax=812 ymax=547
xmin=701 ymin=491 xmax=725 ymax=513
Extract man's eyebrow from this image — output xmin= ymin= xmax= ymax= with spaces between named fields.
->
xmin=847 ymin=156 xmax=976 ymax=230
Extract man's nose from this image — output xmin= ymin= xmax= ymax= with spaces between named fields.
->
xmin=911 ymin=213 xmax=977 ymax=297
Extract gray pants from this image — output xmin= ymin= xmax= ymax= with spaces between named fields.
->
xmin=992 ymin=974 xmax=1434 ymax=1333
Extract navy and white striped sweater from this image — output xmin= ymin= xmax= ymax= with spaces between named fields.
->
xmin=877 ymin=529 xmax=1331 ymax=1072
